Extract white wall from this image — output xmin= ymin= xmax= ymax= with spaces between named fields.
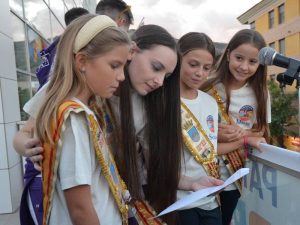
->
xmin=0 ymin=0 xmax=23 ymax=214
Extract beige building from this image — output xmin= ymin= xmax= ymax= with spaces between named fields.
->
xmin=238 ymin=0 xmax=300 ymax=90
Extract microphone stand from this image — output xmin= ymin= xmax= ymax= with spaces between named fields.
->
xmin=276 ymin=73 xmax=286 ymax=95
xmin=279 ymin=60 xmax=300 ymax=137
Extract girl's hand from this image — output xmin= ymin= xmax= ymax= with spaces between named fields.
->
xmin=24 ymin=138 xmax=43 ymax=171
xmin=191 ymin=176 xmax=224 ymax=192
xmin=218 ymin=124 xmax=244 ymax=142
xmin=244 ymin=129 xmax=264 ymax=137
xmin=247 ymin=136 xmax=266 ymax=152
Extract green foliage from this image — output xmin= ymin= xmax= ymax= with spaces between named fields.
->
xmin=268 ymin=80 xmax=298 ymax=147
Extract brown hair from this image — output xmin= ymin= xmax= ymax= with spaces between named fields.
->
xmin=201 ymin=29 xmax=268 ymax=131
xmin=178 ymin=32 xmax=215 ymax=60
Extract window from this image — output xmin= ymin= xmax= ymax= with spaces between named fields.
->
xmin=73 ymin=0 xmax=83 ymax=7
xmin=269 ymin=10 xmax=274 ymax=29
xmin=250 ymin=22 xmax=255 ymax=30
xmin=64 ymin=0 xmax=77 ymax=10
xmin=31 ymin=76 xmax=39 ymax=96
xmin=17 ymin=72 xmax=31 ymax=120
xmin=269 ymin=42 xmax=275 ymax=49
xmin=278 ymin=4 xmax=285 ymax=24
xmin=49 ymin=0 xmax=65 ymax=26
xmin=11 ymin=14 xmax=28 ymax=72
xmin=50 ymin=12 xmax=64 ymax=40
xmin=27 ymin=27 xmax=48 ymax=73
xmin=279 ymin=39 xmax=285 ymax=55
xmin=9 ymin=0 xmax=24 ymax=18
xmin=24 ymin=0 xmax=52 ymax=40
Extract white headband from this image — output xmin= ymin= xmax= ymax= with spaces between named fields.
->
xmin=73 ymin=15 xmax=117 ymax=53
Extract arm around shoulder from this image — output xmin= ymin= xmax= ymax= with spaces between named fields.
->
xmin=13 ymin=117 xmax=43 ymax=158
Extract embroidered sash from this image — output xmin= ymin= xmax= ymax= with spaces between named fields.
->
xmin=42 ymin=100 xmax=129 ymax=225
xmin=210 ymin=87 xmax=245 ymax=193
xmin=90 ymin=99 xmax=165 ymax=225
xmin=181 ymin=101 xmax=219 ymax=179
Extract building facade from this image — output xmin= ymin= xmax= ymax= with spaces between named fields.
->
xmin=238 ymin=0 xmax=300 ymax=86
xmin=0 ymin=0 xmax=96 ymax=214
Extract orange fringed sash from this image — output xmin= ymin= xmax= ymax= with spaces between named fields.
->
xmin=42 ymin=101 xmax=82 ymax=225
xmin=210 ymin=87 xmax=245 ymax=193
xmin=42 ymin=100 xmax=129 ymax=225
xmin=132 ymin=200 xmax=166 ymax=225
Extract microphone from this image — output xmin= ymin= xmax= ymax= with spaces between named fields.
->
xmin=259 ymin=47 xmax=300 ymax=85
xmin=259 ymin=47 xmax=300 ymax=71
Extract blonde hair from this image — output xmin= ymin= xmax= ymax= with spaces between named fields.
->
xmin=36 ymin=14 xmax=130 ymax=144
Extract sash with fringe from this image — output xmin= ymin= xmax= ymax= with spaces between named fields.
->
xmin=90 ymin=99 xmax=166 ymax=225
xmin=209 ymin=87 xmax=245 ymax=193
xmin=181 ymin=101 xmax=220 ymax=179
xmin=42 ymin=100 xmax=129 ymax=225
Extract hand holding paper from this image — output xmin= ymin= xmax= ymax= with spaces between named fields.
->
xmin=157 ymin=168 xmax=249 ymax=217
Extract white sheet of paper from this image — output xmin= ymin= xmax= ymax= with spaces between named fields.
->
xmin=156 ymin=168 xmax=249 ymax=217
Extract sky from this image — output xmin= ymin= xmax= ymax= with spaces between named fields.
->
xmin=113 ymin=0 xmax=262 ymax=43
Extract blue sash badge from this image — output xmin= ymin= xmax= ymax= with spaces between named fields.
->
xmin=110 ymin=163 xmax=119 ymax=184
xmin=187 ymin=126 xmax=200 ymax=142
xmin=206 ymin=115 xmax=215 ymax=133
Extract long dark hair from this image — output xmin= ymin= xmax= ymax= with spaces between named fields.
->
xmin=201 ymin=29 xmax=268 ymax=131
xmin=117 ymin=25 xmax=182 ymax=224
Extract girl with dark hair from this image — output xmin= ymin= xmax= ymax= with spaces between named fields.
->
xmin=113 ymin=24 xmax=182 ymax=225
xmin=176 ymin=32 xmax=223 ymax=225
xmin=201 ymin=29 xmax=269 ymax=225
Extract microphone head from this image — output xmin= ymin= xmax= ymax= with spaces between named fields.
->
xmin=258 ymin=47 xmax=276 ymax=65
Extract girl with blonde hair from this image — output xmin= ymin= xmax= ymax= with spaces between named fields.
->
xmin=36 ymin=14 xmax=130 ymax=225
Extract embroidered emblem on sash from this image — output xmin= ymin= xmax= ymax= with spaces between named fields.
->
xmin=181 ymin=101 xmax=219 ymax=179
xmin=187 ymin=125 xmax=201 ymax=142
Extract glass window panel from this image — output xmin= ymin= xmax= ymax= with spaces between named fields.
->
xmin=269 ymin=42 xmax=275 ymax=50
xmin=279 ymin=39 xmax=285 ymax=55
xmin=278 ymin=4 xmax=285 ymax=24
xmin=49 ymin=0 xmax=66 ymax=26
xmin=11 ymin=14 xmax=28 ymax=71
xmin=24 ymin=0 xmax=52 ymax=40
xmin=27 ymin=26 xmax=48 ymax=73
xmin=31 ymin=75 xmax=39 ymax=96
xmin=64 ymin=0 xmax=76 ymax=11
xmin=51 ymin=13 xmax=64 ymax=39
xmin=9 ymin=0 xmax=24 ymax=18
xmin=74 ymin=0 xmax=83 ymax=7
xmin=269 ymin=10 xmax=274 ymax=29
xmin=17 ymin=72 xmax=31 ymax=120
xmin=250 ymin=22 xmax=255 ymax=30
